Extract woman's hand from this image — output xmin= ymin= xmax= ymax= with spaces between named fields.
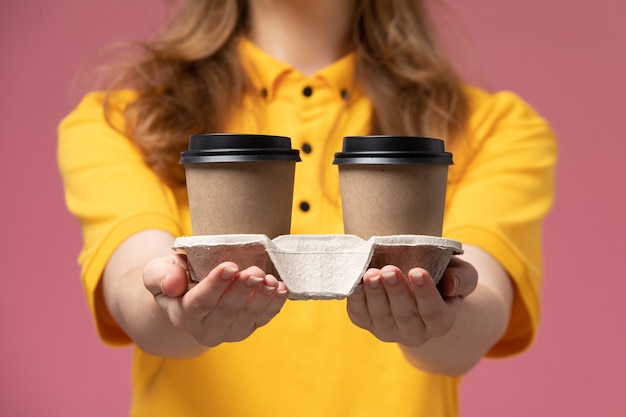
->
xmin=102 ymin=230 xmax=290 ymax=357
xmin=143 ymin=255 xmax=289 ymax=348
xmin=347 ymin=257 xmax=478 ymax=348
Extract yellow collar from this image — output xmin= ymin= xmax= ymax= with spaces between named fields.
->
xmin=238 ymin=38 xmax=357 ymax=101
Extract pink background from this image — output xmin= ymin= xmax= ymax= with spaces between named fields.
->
xmin=1 ymin=0 xmax=625 ymax=415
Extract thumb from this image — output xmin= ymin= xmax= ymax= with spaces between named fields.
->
xmin=144 ymin=254 xmax=190 ymax=297
xmin=438 ymin=257 xmax=478 ymax=298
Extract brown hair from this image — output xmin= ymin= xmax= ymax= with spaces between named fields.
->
xmin=103 ymin=0 xmax=467 ymax=187
xmin=354 ymin=0 xmax=467 ymax=138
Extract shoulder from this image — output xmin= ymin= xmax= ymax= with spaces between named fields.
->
xmin=447 ymin=85 xmax=558 ymax=181
xmin=461 ymin=85 xmax=553 ymax=135
xmin=457 ymin=85 xmax=557 ymax=156
xmin=58 ymin=89 xmax=144 ymax=170
xmin=67 ymin=89 xmax=139 ymax=112
xmin=59 ymin=89 xmax=139 ymax=129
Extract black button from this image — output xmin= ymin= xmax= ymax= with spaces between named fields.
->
xmin=260 ymin=88 xmax=268 ymax=98
xmin=299 ymin=201 xmax=311 ymax=212
xmin=302 ymin=86 xmax=313 ymax=97
xmin=340 ymin=89 xmax=349 ymax=99
xmin=302 ymin=143 xmax=312 ymax=154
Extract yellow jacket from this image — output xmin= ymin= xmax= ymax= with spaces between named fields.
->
xmin=58 ymin=38 xmax=557 ymax=417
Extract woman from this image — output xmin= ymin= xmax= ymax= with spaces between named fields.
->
xmin=58 ymin=0 xmax=557 ymax=416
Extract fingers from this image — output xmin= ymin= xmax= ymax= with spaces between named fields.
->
xmin=193 ymin=265 xmax=279 ymax=318
xmin=181 ymin=262 xmax=241 ymax=314
xmin=408 ymin=268 xmax=455 ymax=338
xmin=349 ymin=266 xmax=422 ymax=343
xmin=242 ymin=274 xmax=289 ymax=328
xmin=347 ymin=267 xmax=381 ymax=329
xmin=348 ymin=265 xmax=458 ymax=347
xmin=347 ymin=280 xmax=372 ymax=330
xmin=365 ymin=267 xmax=417 ymax=338
xmin=179 ymin=264 xmax=288 ymax=346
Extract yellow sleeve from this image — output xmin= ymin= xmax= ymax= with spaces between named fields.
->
xmin=444 ymin=87 xmax=558 ymax=357
xmin=57 ymin=91 xmax=183 ymax=345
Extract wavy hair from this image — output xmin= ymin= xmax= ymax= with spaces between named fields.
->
xmin=354 ymin=0 xmax=466 ymax=138
xmin=103 ymin=0 xmax=467 ymax=186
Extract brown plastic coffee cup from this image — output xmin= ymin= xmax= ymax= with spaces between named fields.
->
xmin=333 ymin=136 xmax=453 ymax=239
xmin=181 ymin=134 xmax=301 ymax=238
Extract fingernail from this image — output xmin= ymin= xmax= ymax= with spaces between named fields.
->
xmin=368 ymin=276 xmax=381 ymax=289
xmin=452 ymin=275 xmax=460 ymax=294
xmin=221 ymin=266 xmax=238 ymax=280
xmin=261 ymin=285 xmax=276 ymax=295
xmin=410 ymin=270 xmax=425 ymax=286
xmin=246 ymin=275 xmax=264 ymax=287
xmin=382 ymin=271 xmax=399 ymax=285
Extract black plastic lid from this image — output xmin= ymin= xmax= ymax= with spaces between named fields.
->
xmin=333 ymin=136 xmax=453 ymax=165
xmin=180 ymin=134 xmax=301 ymax=163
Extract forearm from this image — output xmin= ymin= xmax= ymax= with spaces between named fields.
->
xmin=101 ymin=229 xmax=209 ymax=358
xmin=400 ymin=245 xmax=513 ymax=375
xmin=102 ymin=265 xmax=208 ymax=358
xmin=399 ymin=279 xmax=511 ymax=375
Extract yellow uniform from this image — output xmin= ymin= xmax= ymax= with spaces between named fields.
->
xmin=58 ymin=39 xmax=557 ymax=417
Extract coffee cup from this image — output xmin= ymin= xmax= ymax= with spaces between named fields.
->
xmin=181 ymin=134 xmax=301 ymax=238
xmin=333 ymin=136 xmax=452 ymax=239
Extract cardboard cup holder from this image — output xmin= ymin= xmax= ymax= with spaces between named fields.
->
xmin=173 ymin=234 xmax=462 ymax=300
